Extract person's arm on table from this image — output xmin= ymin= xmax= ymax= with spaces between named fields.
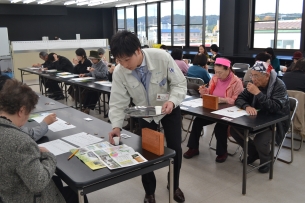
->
xmin=21 ymin=113 xmax=57 ymax=141
xmin=108 ymin=67 xmax=132 ymax=144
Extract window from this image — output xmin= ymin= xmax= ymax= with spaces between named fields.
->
xmin=205 ymin=0 xmax=220 ymax=46
xmin=253 ymin=0 xmax=303 ymax=49
xmin=126 ymin=7 xmax=135 ymax=32
xmin=147 ymin=3 xmax=158 ymax=43
xmin=115 ymin=0 xmax=220 ymax=47
xmin=189 ymin=0 xmax=203 ymax=46
xmin=173 ymin=0 xmax=185 ymax=46
xmin=117 ymin=8 xmax=125 ymax=30
xmin=161 ymin=1 xmax=171 ymax=45
xmin=137 ymin=5 xmax=146 ymax=39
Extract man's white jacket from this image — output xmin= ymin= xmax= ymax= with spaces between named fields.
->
xmin=109 ymin=48 xmax=187 ymax=129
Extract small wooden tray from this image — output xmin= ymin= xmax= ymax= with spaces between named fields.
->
xmin=202 ymin=94 xmax=219 ymax=110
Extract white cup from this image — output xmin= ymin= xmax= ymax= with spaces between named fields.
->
xmin=113 ymin=137 xmax=120 ymax=146
xmin=155 ymin=106 xmax=162 ymax=115
xmin=87 ymin=67 xmax=90 ymax=71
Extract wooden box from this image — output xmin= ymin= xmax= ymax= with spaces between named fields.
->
xmin=142 ymin=128 xmax=164 ymax=156
xmin=202 ymin=94 xmax=219 ymax=110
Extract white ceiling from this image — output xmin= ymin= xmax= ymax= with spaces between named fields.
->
xmin=0 ymin=0 xmax=161 ymax=8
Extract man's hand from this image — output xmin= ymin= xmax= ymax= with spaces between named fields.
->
xmin=43 ymin=113 xmax=57 ymax=125
xmin=89 ymin=67 xmax=95 ymax=72
xmin=79 ymin=74 xmax=86 ymax=77
xmin=246 ymin=106 xmax=257 ymax=116
xmin=162 ymin=101 xmax=174 ymax=114
xmin=109 ymin=127 xmax=121 ymax=145
xmin=246 ymin=83 xmax=260 ymax=95
xmin=39 ymin=147 xmax=50 ymax=153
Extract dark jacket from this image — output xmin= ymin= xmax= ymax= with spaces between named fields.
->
xmin=0 ymin=118 xmax=65 ymax=203
xmin=42 ymin=60 xmax=54 ymax=69
xmin=73 ymin=59 xmax=91 ymax=74
xmin=235 ymin=70 xmax=290 ymax=145
xmin=282 ymin=70 xmax=305 ymax=93
xmin=53 ymin=56 xmax=74 ymax=72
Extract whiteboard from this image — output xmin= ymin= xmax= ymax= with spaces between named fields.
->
xmin=0 ymin=28 xmax=10 ymax=57
xmin=12 ymin=39 xmax=108 ymax=51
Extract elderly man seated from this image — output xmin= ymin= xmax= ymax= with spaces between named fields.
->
xmin=230 ymin=61 xmax=290 ymax=173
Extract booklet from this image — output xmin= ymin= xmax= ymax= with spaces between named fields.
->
xmin=71 ymin=141 xmax=147 ymax=170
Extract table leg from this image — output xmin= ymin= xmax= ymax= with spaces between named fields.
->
xmin=242 ymin=129 xmax=249 ymax=195
xmin=98 ymin=92 xmax=101 ymax=114
xmin=79 ymin=87 xmax=82 ymax=112
xmin=77 ymin=190 xmax=85 ymax=203
xmin=39 ymin=76 xmax=43 ymax=94
xmin=130 ymin=117 xmax=134 ymax=132
xmin=169 ymin=158 xmax=174 ymax=203
xmin=20 ymin=70 xmax=23 ymax=83
xmin=43 ymin=77 xmax=47 ymax=96
xmin=74 ymin=86 xmax=78 ymax=109
xmin=270 ymin=124 xmax=276 ymax=179
xmin=64 ymin=84 xmax=67 ymax=102
xmin=103 ymin=93 xmax=106 ymax=118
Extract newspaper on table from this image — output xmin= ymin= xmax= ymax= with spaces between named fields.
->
xmin=71 ymin=141 xmax=147 ymax=170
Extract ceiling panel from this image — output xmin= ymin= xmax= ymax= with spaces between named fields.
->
xmin=0 ymin=0 xmax=162 ymax=8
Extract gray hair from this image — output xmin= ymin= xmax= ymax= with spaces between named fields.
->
xmin=39 ymin=51 xmax=48 ymax=57
xmin=97 ymin=48 xmax=105 ymax=55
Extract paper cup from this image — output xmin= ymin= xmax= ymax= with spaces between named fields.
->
xmin=113 ymin=137 xmax=120 ymax=145
xmin=87 ymin=67 xmax=90 ymax=71
xmin=155 ymin=106 xmax=162 ymax=115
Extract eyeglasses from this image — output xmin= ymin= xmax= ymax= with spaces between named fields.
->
xmin=250 ymin=74 xmax=264 ymax=79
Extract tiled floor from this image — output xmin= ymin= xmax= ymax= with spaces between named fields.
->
xmin=28 ymin=79 xmax=305 ymax=203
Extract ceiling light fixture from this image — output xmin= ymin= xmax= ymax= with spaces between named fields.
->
xmin=77 ymin=1 xmax=88 ymax=5
xmin=23 ymin=0 xmax=36 ymax=3
xmin=64 ymin=0 xmax=76 ymax=5
xmin=88 ymin=1 xmax=102 ymax=6
xmin=115 ymin=3 xmax=129 ymax=7
xmin=37 ymin=0 xmax=53 ymax=4
xmin=11 ymin=0 xmax=22 ymax=3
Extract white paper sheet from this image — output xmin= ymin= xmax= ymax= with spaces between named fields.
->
xmin=211 ymin=106 xmax=249 ymax=118
xmin=62 ymin=132 xmax=103 ymax=147
xmin=57 ymin=72 xmax=71 ymax=75
xmin=70 ymin=77 xmax=94 ymax=82
xmin=94 ymin=81 xmax=112 ymax=87
xmin=58 ymin=74 xmax=79 ymax=78
xmin=185 ymin=95 xmax=192 ymax=99
xmin=29 ymin=67 xmax=40 ymax=70
xmin=39 ymin=139 xmax=76 ymax=156
xmin=181 ymin=98 xmax=203 ymax=108
xmin=31 ymin=113 xmax=76 ymax=132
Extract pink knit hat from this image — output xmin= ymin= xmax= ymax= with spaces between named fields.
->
xmin=215 ymin=58 xmax=231 ymax=67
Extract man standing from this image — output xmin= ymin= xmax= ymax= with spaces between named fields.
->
xmin=231 ymin=61 xmax=290 ymax=173
xmin=108 ymin=30 xmax=186 ymax=203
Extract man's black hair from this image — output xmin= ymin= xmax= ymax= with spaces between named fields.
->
xmin=255 ymin=52 xmax=271 ymax=62
xmin=48 ymin=53 xmax=56 ymax=62
xmin=75 ymin=48 xmax=87 ymax=59
xmin=193 ymin=54 xmax=207 ymax=66
xmin=110 ymin=30 xmax=141 ymax=58
xmin=171 ymin=48 xmax=183 ymax=60
xmin=210 ymin=44 xmax=219 ymax=52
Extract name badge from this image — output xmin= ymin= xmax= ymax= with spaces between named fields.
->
xmin=156 ymin=94 xmax=169 ymax=101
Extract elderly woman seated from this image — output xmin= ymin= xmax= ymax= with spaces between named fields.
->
xmin=0 ymin=79 xmax=88 ymax=203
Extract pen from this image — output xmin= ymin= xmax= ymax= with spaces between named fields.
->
xmin=198 ymin=84 xmax=207 ymax=90
xmin=68 ymin=149 xmax=79 ymax=160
